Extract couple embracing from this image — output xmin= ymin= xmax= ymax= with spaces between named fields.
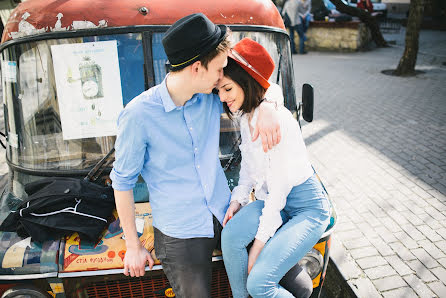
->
xmin=111 ymin=13 xmax=330 ymax=298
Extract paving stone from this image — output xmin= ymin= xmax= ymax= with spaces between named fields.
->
xmin=350 ymin=246 xmax=380 ymax=259
xmin=381 ymin=287 xmax=418 ymax=298
xmin=437 ymin=228 xmax=446 ymax=239
xmin=372 ymin=275 xmax=407 ymax=292
xmin=342 ymin=237 xmax=372 ymax=250
xmin=370 ymin=236 xmax=395 ymax=256
xmin=389 ymin=242 xmax=416 ymax=261
xmin=400 ymin=210 xmax=424 ymax=226
xmin=387 ymin=210 xmax=409 ymax=225
xmin=425 ymin=219 xmax=444 ymax=230
xmin=375 ymin=226 xmax=399 ymax=243
xmin=385 ymin=255 xmax=414 ymax=276
xmin=411 ymin=248 xmax=440 ymax=269
xmin=427 ymin=281 xmax=446 ymax=297
xmin=354 ymin=254 xmax=388 ymax=270
xmin=364 ymin=265 xmax=398 ymax=280
xmin=406 ymin=260 xmax=438 ymax=282
xmin=417 ymin=239 xmax=446 ymax=259
xmin=349 ymin=278 xmax=382 ymax=298
xmin=417 ymin=225 xmax=443 ymax=242
xmin=400 ymin=224 xmax=426 ymax=241
xmin=438 ymin=258 xmax=446 ymax=268
xmin=335 ymin=221 xmax=357 ymax=232
xmin=336 ymin=229 xmax=364 ymax=242
xmin=434 ymin=240 xmax=446 ymax=252
xmin=356 ymin=222 xmax=380 ymax=239
xmin=379 ymin=217 xmax=403 ymax=233
xmin=425 ymin=206 xmax=446 ymax=221
xmin=431 ymin=267 xmax=446 ymax=284
xmin=393 ymin=231 xmax=419 ymax=249
xmin=403 ymin=275 xmax=436 ymax=298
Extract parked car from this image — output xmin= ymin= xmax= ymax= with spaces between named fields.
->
xmin=0 ymin=0 xmax=336 ymax=297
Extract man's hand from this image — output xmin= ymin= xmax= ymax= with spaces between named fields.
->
xmin=252 ymin=102 xmax=281 ymax=152
xmin=248 ymin=239 xmax=265 ymax=274
xmin=123 ymin=245 xmax=154 ymax=277
xmin=223 ymin=201 xmax=241 ymax=227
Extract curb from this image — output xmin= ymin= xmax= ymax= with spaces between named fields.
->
xmin=323 ymin=257 xmax=360 ymax=298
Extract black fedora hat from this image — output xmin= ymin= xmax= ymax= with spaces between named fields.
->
xmin=162 ymin=13 xmax=227 ymax=71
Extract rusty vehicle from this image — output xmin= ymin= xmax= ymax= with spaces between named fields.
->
xmin=0 ymin=0 xmax=336 ymax=297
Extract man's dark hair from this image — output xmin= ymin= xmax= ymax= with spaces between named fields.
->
xmin=222 ymin=58 xmax=266 ymax=119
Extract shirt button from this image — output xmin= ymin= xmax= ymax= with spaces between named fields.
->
xmin=204 ymin=184 xmax=207 ymax=189
xmin=197 ymin=165 xmax=200 ymax=169
xmin=194 ymin=147 xmax=198 ymax=152
xmin=189 ymin=127 xmax=193 ymax=131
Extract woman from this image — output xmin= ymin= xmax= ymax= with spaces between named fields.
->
xmin=219 ymin=38 xmax=330 ymax=298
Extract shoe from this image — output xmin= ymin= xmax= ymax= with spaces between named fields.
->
xmin=292 ymin=50 xmax=298 ymax=54
xmin=300 ymin=51 xmax=308 ymax=54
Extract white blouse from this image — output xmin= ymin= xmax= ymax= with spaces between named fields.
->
xmin=230 ymin=84 xmax=314 ymax=243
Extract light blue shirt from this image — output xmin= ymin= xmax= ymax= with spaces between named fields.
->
xmin=110 ymin=77 xmax=231 ymax=239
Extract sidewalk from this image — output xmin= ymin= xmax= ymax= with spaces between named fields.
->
xmin=294 ymin=29 xmax=446 ymax=297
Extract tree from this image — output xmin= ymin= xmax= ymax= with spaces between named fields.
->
xmin=329 ymin=0 xmax=388 ymax=47
xmin=393 ymin=0 xmax=425 ymax=76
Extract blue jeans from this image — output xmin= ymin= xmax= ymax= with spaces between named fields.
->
xmin=288 ymin=25 xmax=298 ymax=53
xmin=297 ymin=15 xmax=311 ymax=53
xmin=221 ymin=174 xmax=330 ymax=298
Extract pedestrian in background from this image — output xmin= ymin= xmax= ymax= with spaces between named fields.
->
xmin=282 ymin=0 xmax=299 ymax=54
xmin=283 ymin=0 xmax=311 ymax=54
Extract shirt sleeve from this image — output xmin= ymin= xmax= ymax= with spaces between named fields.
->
xmin=230 ymin=119 xmax=256 ymax=206
xmin=110 ymin=107 xmax=148 ymax=191
xmin=230 ymin=150 xmax=256 ymax=206
xmin=255 ymin=118 xmax=295 ymax=243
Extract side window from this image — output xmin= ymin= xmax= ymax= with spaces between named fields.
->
xmin=152 ymin=33 xmax=168 ymax=85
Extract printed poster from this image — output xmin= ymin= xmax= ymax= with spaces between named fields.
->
xmin=51 ymin=40 xmax=123 ymax=140
xmin=62 ymin=203 xmax=157 ymax=272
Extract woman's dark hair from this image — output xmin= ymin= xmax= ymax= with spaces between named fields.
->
xmin=222 ymin=59 xmax=266 ymax=118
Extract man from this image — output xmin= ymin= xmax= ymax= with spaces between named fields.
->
xmin=110 ymin=13 xmax=280 ymax=297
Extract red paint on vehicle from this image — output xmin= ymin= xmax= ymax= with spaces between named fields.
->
xmin=2 ymin=0 xmax=284 ymax=43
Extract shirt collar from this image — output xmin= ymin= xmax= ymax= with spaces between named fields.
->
xmin=159 ymin=75 xmax=199 ymax=112
xmin=159 ymin=75 xmax=177 ymax=112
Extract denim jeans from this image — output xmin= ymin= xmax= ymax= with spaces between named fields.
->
xmin=221 ymin=174 xmax=330 ymax=298
xmin=288 ymin=25 xmax=298 ymax=53
xmin=154 ymin=216 xmax=222 ymax=298
xmin=296 ymin=15 xmax=311 ymax=53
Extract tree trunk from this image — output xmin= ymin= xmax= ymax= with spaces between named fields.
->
xmin=394 ymin=0 xmax=425 ymax=76
xmin=329 ymin=0 xmax=388 ymax=47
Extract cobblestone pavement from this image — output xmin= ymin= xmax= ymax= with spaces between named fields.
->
xmin=295 ymin=29 xmax=446 ymax=297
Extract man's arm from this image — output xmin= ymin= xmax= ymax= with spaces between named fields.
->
xmin=115 ymin=189 xmax=154 ymax=277
xmin=252 ymin=99 xmax=282 ymax=153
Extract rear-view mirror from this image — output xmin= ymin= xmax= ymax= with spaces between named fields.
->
xmin=302 ymin=83 xmax=314 ymax=123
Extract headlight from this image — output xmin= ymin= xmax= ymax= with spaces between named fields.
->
xmin=298 ymin=248 xmax=324 ymax=279
xmin=1 ymin=285 xmax=48 ymax=298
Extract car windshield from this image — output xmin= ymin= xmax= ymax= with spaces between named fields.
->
xmin=1 ymin=30 xmax=295 ymax=172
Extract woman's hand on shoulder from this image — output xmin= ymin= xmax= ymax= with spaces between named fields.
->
xmin=223 ymin=201 xmax=242 ymax=227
